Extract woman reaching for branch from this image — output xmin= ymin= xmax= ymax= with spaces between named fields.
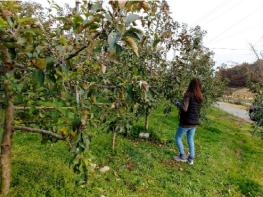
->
xmin=174 ymin=78 xmax=203 ymax=165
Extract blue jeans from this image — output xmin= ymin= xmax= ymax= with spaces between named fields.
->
xmin=175 ymin=127 xmax=196 ymax=159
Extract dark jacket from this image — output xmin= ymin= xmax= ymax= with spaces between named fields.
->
xmin=178 ymin=93 xmax=202 ymax=127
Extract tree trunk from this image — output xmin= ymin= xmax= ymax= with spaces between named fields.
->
xmin=144 ymin=108 xmax=149 ymax=131
xmin=0 ymin=100 xmax=14 ymax=195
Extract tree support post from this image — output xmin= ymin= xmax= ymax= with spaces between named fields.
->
xmin=112 ymin=132 xmax=116 ymax=151
xmin=144 ymin=108 xmax=149 ymax=131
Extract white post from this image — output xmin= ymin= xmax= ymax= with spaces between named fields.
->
xmin=76 ymin=0 xmax=80 ymax=13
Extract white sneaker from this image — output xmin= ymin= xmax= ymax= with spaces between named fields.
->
xmin=187 ymin=158 xmax=194 ymax=165
xmin=174 ymin=155 xmax=187 ymax=162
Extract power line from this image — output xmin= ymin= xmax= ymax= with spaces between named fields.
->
xmin=206 ymin=23 xmax=263 ymax=43
xmin=202 ymin=0 xmax=245 ymax=26
xmin=254 ymin=36 xmax=263 ymax=46
xmin=216 ymin=53 xmax=255 ymax=55
xmin=193 ymin=0 xmax=233 ymax=25
xmin=208 ymin=4 xmax=263 ymax=44
xmin=211 ymin=47 xmax=260 ymax=51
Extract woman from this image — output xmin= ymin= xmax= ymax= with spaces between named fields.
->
xmin=174 ymin=78 xmax=203 ymax=165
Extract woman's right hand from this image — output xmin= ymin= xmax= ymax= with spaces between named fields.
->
xmin=176 ymin=100 xmax=181 ymax=108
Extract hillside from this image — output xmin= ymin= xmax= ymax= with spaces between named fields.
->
xmin=1 ymin=106 xmax=263 ymax=196
xmin=222 ymin=87 xmax=254 ymax=106
xmin=218 ymin=60 xmax=263 ymax=87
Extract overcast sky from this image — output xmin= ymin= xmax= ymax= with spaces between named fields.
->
xmin=168 ymin=0 xmax=263 ymax=67
xmin=28 ymin=0 xmax=263 ymax=67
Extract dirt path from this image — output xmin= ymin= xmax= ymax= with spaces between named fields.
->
xmin=215 ymin=102 xmax=252 ymax=122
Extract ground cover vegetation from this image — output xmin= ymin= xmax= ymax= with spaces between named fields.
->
xmin=1 ymin=106 xmax=263 ymax=196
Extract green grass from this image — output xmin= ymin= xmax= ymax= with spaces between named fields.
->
xmin=0 ymin=105 xmax=263 ymax=197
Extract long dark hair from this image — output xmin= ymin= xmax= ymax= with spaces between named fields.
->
xmin=186 ymin=78 xmax=203 ymax=103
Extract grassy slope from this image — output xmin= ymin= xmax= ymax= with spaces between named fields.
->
xmin=0 ymin=105 xmax=263 ymax=197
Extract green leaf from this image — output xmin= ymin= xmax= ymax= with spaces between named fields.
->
xmin=23 ymin=28 xmax=36 ymax=36
xmin=32 ymin=69 xmax=45 ymax=87
xmin=124 ymin=27 xmax=143 ymax=41
xmin=6 ymin=16 xmax=13 ymax=27
xmin=116 ymin=44 xmax=123 ymax=55
xmin=0 ymin=17 xmax=7 ymax=29
xmin=59 ymin=35 xmax=67 ymax=46
xmin=26 ymin=52 xmax=33 ymax=58
xmin=124 ymin=14 xmax=140 ymax=26
xmin=17 ymin=37 xmax=26 ymax=46
xmin=88 ymin=22 xmax=100 ymax=30
xmin=108 ymin=31 xmax=121 ymax=54
xmin=153 ymin=34 xmax=161 ymax=48
xmin=18 ymin=17 xmax=35 ymax=25
xmin=91 ymin=1 xmax=103 ymax=12
xmin=46 ymin=56 xmax=54 ymax=67
xmin=117 ymin=23 xmax=126 ymax=34
xmin=4 ymin=41 xmax=15 ymax=49
xmin=73 ymin=15 xmax=83 ymax=30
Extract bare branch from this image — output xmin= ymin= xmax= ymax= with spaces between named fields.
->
xmin=65 ymin=45 xmax=88 ymax=61
xmin=14 ymin=103 xmax=110 ymax=110
xmin=14 ymin=106 xmax=73 ymax=110
xmin=14 ymin=126 xmax=65 ymax=140
xmin=65 ymin=33 xmax=100 ymax=61
xmin=249 ymin=43 xmax=260 ymax=61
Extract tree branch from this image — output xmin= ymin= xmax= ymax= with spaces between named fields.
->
xmin=14 ymin=103 xmax=110 ymax=110
xmin=65 ymin=45 xmax=88 ymax=61
xmin=65 ymin=33 xmax=100 ymax=61
xmin=14 ymin=126 xmax=65 ymax=140
xmin=14 ymin=106 xmax=73 ymax=110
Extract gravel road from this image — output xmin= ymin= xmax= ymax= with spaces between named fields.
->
xmin=215 ymin=102 xmax=252 ymax=122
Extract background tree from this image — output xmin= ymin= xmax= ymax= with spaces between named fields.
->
xmin=218 ymin=60 xmax=263 ymax=87
xmin=249 ymin=82 xmax=263 ymax=138
xmin=162 ymin=25 xmax=224 ymax=119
